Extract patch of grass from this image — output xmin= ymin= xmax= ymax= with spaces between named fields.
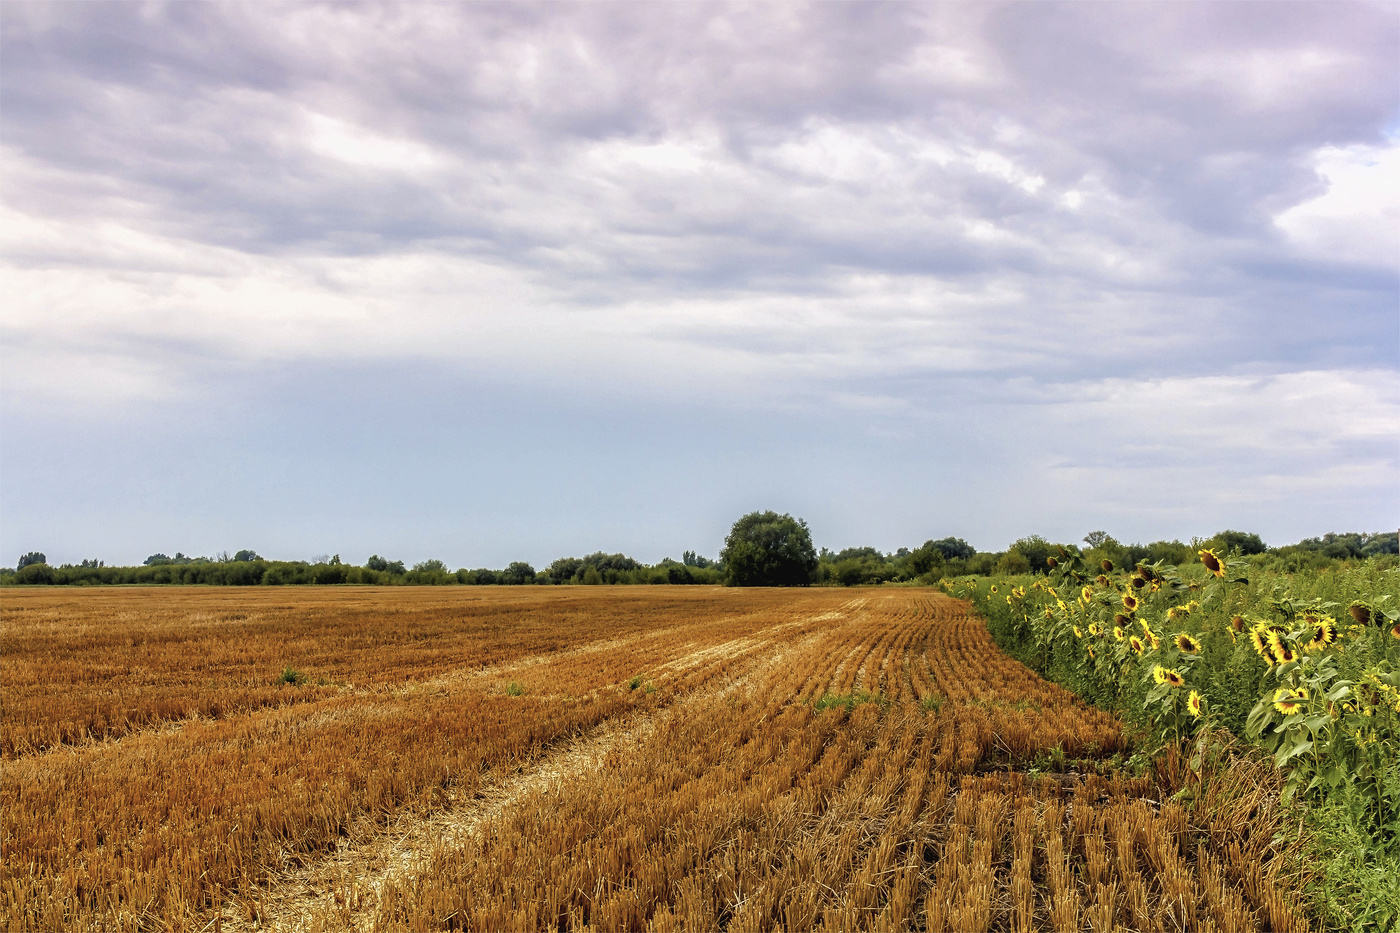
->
xmin=1304 ymin=798 xmax=1400 ymax=932
xmin=505 ymin=682 xmax=525 ymax=697
xmin=628 ymin=675 xmax=644 ymax=691
xmin=812 ymin=690 xmax=884 ymax=715
xmin=275 ymin=667 xmax=305 ymax=686
xmin=919 ymin=693 xmax=944 ymax=714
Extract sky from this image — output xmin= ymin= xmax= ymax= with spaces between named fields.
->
xmin=2 ymin=1 xmax=1397 ymax=569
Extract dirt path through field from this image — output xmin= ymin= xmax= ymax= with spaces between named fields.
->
xmin=214 ymin=624 xmax=806 ymax=933
xmin=215 ymin=709 xmax=656 ymax=933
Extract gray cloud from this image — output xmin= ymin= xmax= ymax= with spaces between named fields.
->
xmin=1 ymin=1 xmax=1396 ymax=557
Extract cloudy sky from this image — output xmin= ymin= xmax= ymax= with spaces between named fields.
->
xmin=2 ymin=1 xmax=1397 ymax=568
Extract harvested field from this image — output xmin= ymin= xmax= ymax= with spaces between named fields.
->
xmin=1 ymin=586 xmax=1309 ymax=931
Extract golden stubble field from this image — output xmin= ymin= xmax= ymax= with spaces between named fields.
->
xmin=2 ymin=586 xmax=1309 ymax=932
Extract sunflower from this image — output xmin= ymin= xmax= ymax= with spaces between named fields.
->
xmin=1187 ymin=690 xmax=1204 ymax=718
xmin=1129 ymin=636 xmax=1145 ymax=655
xmin=1273 ymin=687 xmax=1309 ymax=715
xmin=990 ymin=585 xmax=998 ymax=594
xmin=1304 ymin=617 xmax=1338 ymax=653
xmin=1046 ymin=556 xmax=1058 ymax=569
xmin=1095 ymin=574 xmax=1109 ymax=587
xmin=1114 ymin=613 xmax=1130 ymax=626
xmin=1199 ymin=549 xmax=1225 ymax=577
xmin=1153 ymin=666 xmax=1185 ymax=688
xmin=1043 ymin=609 xmax=1055 ymax=621
xmin=1147 ymin=631 xmax=1161 ymax=650
xmin=1113 ymin=626 xmax=1125 ymax=641
xmin=1392 ymin=624 xmax=1400 ymax=641
xmin=1349 ymin=603 xmax=1372 ymax=626
xmin=1081 ymin=586 xmax=1095 ymax=601
xmin=1101 ymin=559 xmax=1114 ymax=573
xmin=1087 ymin=645 xmax=1096 ymax=659
xmin=1271 ymin=644 xmax=1296 ymax=665
xmin=1073 ymin=626 xmax=1083 ymax=639
xmin=1122 ymin=593 xmax=1139 ymax=611
xmin=1131 ymin=576 xmax=1147 ymax=589
xmin=1230 ymin=615 xmax=1246 ymax=634
xmin=1176 ymin=633 xmax=1201 ymax=654
xmin=1249 ymin=625 xmax=1269 ymax=657
xmin=1167 ymin=605 xmax=1185 ymax=621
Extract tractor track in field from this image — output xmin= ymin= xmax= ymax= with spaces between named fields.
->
xmin=210 ymin=625 xmax=811 ymax=933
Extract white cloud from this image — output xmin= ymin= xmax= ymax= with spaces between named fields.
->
xmin=1274 ymin=140 xmax=1400 ymax=267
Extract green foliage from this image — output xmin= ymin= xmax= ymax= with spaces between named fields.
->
xmin=907 ymin=541 xmax=945 ymax=577
xmin=1204 ymin=529 xmax=1268 ymax=556
xmin=812 ymin=691 xmax=883 ymax=715
xmin=13 ymin=562 xmax=55 ymax=585
xmin=17 ymin=551 xmax=46 ymax=570
xmin=276 ymin=667 xmax=306 ymax=686
xmin=1008 ymin=535 xmax=1057 ymax=574
xmin=233 ymin=549 xmax=261 ymax=562
xmin=721 ymin=511 xmax=818 ymax=587
xmin=506 ymin=682 xmax=526 ymax=697
xmin=500 ymin=561 xmax=537 ymax=585
xmin=930 ymin=537 xmax=976 ymax=561
xmin=957 ymin=552 xmax=1400 ymax=928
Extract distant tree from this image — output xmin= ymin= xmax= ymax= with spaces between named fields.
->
xmin=907 ymin=541 xmax=946 ymax=576
xmin=366 ymin=555 xmax=389 ymax=572
xmin=1008 ymin=536 xmax=1056 ymax=574
xmin=79 ymin=558 xmax=104 ymax=569
xmin=720 ymin=511 xmax=818 ymax=587
xmin=929 ymin=537 xmax=976 ymax=561
xmin=1083 ymin=531 xmax=1113 ymax=549
xmin=682 ymin=550 xmax=714 ymax=569
xmin=547 ymin=556 xmax=585 ymax=584
xmin=144 ymin=553 xmax=171 ymax=566
xmin=997 ymin=550 xmax=1032 ymax=574
xmin=233 ymin=549 xmax=261 ymax=562
xmin=832 ymin=546 xmax=883 ymax=563
xmin=501 ymin=561 xmax=536 ymax=585
xmin=413 ymin=559 xmax=447 ymax=573
xmin=1208 ymin=530 xmax=1267 ymax=556
xmin=17 ymin=552 xmax=46 ymax=570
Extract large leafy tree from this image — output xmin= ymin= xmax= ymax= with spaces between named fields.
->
xmin=721 ymin=511 xmax=818 ymax=587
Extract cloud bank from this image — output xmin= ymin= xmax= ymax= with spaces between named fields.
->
xmin=2 ymin=1 xmax=1396 ymax=563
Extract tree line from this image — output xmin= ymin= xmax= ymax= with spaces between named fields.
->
xmin=5 ymin=517 xmax=1395 ymax=588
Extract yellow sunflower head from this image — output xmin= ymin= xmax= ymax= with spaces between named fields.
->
xmin=1187 ymin=690 xmax=1204 ymax=719
xmin=1304 ymin=617 xmax=1338 ymax=653
xmin=1153 ymin=665 xmax=1185 ymax=688
xmin=1272 ymin=644 xmax=1296 ymax=665
xmin=1176 ymin=633 xmax=1201 ymax=654
xmin=1131 ymin=576 xmax=1147 ymax=589
xmin=1081 ymin=586 xmax=1094 ymax=601
xmin=1199 ymin=549 xmax=1225 ymax=577
xmin=1113 ymin=626 xmax=1125 ymax=641
xmin=1073 ymin=626 xmax=1083 ymax=639
xmin=990 ymin=585 xmax=998 ymax=594
xmin=1167 ymin=605 xmax=1184 ymax=621
xmin=1272 ymin=687 xmax=1308 ymax=715
xmin=1122 ymin=593 xmax=1139 ymax=612
xmin=1129 ymin=636 xmax=1145 ymax=655
xmin=1249 ymin=625 xmax=1269 ymax=657
xmin=1046 ymin=556 xmax=1058 ymax=569
xmin=1087 ymin=645 xmax=1096 ymax=659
